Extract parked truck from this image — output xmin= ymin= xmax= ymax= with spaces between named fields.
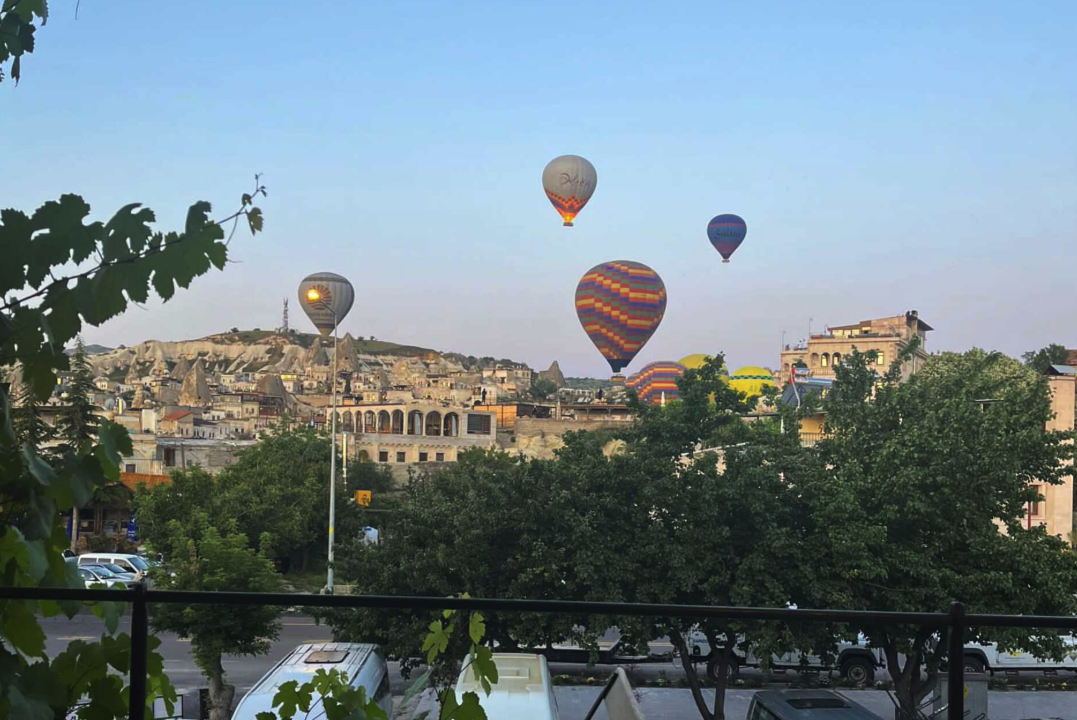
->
xmin=959 ymin=637 xmax=1077 ymax=674
xmin=687 ymin=632 xmax=885 ymax=683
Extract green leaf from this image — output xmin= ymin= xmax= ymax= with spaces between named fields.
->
xmin=468 ymin=612 xmax=485 ymax=645
xmin=450 ymin=691 xmax=487 ymax=720
xmin=3 ymin=599 xmax=47 ymax=657
xmin=422 ymin=619 xmax=450 ymax=663
xmin=101 ymin=633 xmax=131 ymax=673
xmin=471 ymin=646 xmax=498 ymax=695
xmin=98 ymin=419 xmax=133 ymax=467
xmin=5 ymin=685 xmax=52 ymax=720
xmin=185 ymin=200 xmax=213 ymax=234
xmin=0 ymin=525 xmax=30 ymax=575
xmin=247 ymin=207 xmax=264 ymax=234
xmin=402 ymin=667 xmax=431 ymax=706
xmin=438 ymin=690 xmax=459 ymax=720
xmin=90 ymin=596 xmax=125 ymax=635
xmin=42 ymin=285 xmax=82 ymax=350
xmin=206 ymin=240 xmax=227 ymax=270
xmin=23 ymin=444 xmax=57 ymax=487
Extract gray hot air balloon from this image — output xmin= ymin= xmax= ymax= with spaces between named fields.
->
xmin=542 ymin=154 xmax=597 ymax=226
xmin=298 ymin=272 xmax=354 ymax=336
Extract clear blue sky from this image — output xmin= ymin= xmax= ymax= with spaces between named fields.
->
xmin=6 ymin=0 xmax=1075 ymax=376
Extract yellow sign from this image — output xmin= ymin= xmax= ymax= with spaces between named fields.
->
xmin=354 ymin=490 xmax=371 ymax=506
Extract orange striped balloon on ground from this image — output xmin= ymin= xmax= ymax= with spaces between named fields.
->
xmin=575 ymin=260 xmax=667 ymax=373
xmin=626 ymin=361 xmax=686 ymax=405
xmin=543 ymin=155 xmax=597 ymax=226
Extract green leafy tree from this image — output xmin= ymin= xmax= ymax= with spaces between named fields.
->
xmin=0 ymin=0 xmax=45 ymax=84
xmin=528 ymin=377 xmax=558 ymax=401
xmin=1022 ymin=343 xmax=1072 ymax=374
xmin=810 ymin=347 xmax=1077 ymax=718
xmin=12 ymin=375 xmax=53 ymax=450
xmin=614 ymin=355 xmax=825 ymax=720
xmin=149 ymin=520 xmax=283 ymax=720
xmin=0 ymin=179 xmax=264 ymax=720
xmin=56 ymin=336 xmax=100 ymax=549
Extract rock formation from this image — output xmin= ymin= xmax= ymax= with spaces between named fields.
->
xmin=170 ymin=357 xmax=191 ymax=380
xmin=538 ymin=361 xmax=567 ymax=388
xmin=178 ymin=360 xmax=213 ymax=406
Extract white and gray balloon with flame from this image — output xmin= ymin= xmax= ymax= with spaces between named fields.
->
xmin=298 ymin=272 xmax=354 ymax=336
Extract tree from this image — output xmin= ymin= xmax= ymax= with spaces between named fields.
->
xmin=1022 ymin=343 xmax=1072 ymax=374
xmin=529 ymin=377 xmax=557 ymax=401
xmin=12 ymin=375 xmax=53 ymax=450
xmin=149 ymin=518 xmax=282 ymax=720
xmin=612 ymin=355 xmax=822 ymax=720
xmin=810 ymin=347 xmax=1077 ymax=718
xmin=56 ymin=336 xmax=101 ymax=549
xmin=0 ymin=143 xmax=265 ymax=720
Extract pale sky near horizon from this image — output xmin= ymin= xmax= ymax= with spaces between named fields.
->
xmin=5 ymin=1 xmax=1075 ymax=377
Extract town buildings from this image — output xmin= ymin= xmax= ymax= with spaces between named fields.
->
xmin=780 ymin=311 xmax=932 ymax=381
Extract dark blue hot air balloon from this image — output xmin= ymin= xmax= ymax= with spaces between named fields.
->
xmin=707 ymin=214 xmax=747 ymax=263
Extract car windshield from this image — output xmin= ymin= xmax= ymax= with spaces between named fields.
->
xmin=100 ymin=563 xmax=130 ymax=574
xmin=88 ymin=566 xmax=117 ymax=579
xmin=128 ymin=556 xmax=149 ymax=571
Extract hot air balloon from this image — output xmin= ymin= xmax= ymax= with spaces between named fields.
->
xmin=678 ymin=354 xmax=730 ymax=381
xmin=575 ymin=260 xmax=667 ymax=373
xmin=728 ymin=366 xmax=776 ymax=397
xmin=626 ymin=361 xmax=686 ymax=406
xmin=298 ymin=272 xmax=355 ymax=336
xmin=543 ymin=155 xmax=597 ymax=226
xmin=707 ymin=214 xmax=747 ymax=263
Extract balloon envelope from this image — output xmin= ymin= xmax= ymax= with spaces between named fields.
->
xmin=575 ymin=260 xmax=667 ymax=373
xmin=543 ymin=155 xmax=597 ymax=226
xmin=298 ymin=272 xmax=355 ymax=336
xmin=626 ymin=361 xmax=686 ymax=406
xmin=707 ymin=214 xmax=747 ymax=263
xmin=728 ymin=366 xmax=776 ymax=397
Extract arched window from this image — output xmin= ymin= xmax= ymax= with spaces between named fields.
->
xmin=810 ymin=353 xmax=820 ymax=367
xmin=364 ymin=411 xmax=375 ymax=433
xmin=342 ymin=411 xmax=354 ymax=431
xmin=333 ymin=411 xmax=342 ymax=428
xmin=821 ymin=353 xmax=830 ymax=367
xmin=832 ymin=352 xmax=842 ymax=366
xmin=425 ymin=411 xmax=442 ymax=436
xmin=378 ymin=410 xmax=391 ymax=433
xmin=408 ymin=410 xmax=423 ymax=435
xmin=443 ymin=412 xmax=459 ymax=437
xmin=392 ymin=409 xmax=405 ymax=434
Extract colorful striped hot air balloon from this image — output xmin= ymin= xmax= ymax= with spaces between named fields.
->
xmin=707 ymin=214 xmax=747 ymax=263
xmin=626 ymin=361 xmax=686 ymax=406
xmin=543 ymin=155 xmax=597 ymax=226
xmin=575 ymin=260 xmax=667 ymax=373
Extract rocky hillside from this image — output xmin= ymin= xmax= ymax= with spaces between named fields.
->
xmin=87 ymin=329 xmax=444 ymax=381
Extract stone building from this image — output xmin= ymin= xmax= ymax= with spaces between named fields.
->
xmin=1033 ymin=367 xmax=1075 ymax=540
xmin=336 ymin=402 xmax=497 ymax=467
xmin=780 ymin=311 xmax=932 ymax=380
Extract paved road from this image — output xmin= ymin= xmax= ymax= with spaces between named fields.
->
xmin=41 ymin=615 xmax=1077 ymax=719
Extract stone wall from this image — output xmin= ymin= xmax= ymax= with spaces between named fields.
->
xmin=509 ymin=417 xmax=626 ymax=459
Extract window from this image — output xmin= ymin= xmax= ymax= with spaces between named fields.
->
xmin=467 ymin=414 xmax=492 ymax=435
xmin=877 ymin=352 xmax=886 ymax=365
xmin=749 ymin=701 xmax=781 ymax=720
xmin=378 ymin=450 xmax=388 ymax=462
xmin=305 ymin=650 xmax=349 ymax=663
xmin=436 ymin=452 xmax=445 ymax=462
xmin=396 ymin=451 xmax=406 ymax=462
xmin=164 ymin=448 xmax=176 ymax=467
xmin=374 ymin=673 xmax=390 ymax=704
xmin=419 ymin=452 xmax=428 ymax=462
xmin=125 ymin=464 xmax=136 ymax=473
xmin=821 ymin=353 xmax=829 ymax=367
xmin=1030 ymin=485 xmax=1043 ymax=516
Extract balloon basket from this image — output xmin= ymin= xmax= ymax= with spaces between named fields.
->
xmin=563 ymin=221 xmax=574 ymax=227
xmin=722 ymin=259 xmax=730 ymax=263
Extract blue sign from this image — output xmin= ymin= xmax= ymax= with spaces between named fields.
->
xmin=127 ymin=518 xmax=138 ymax=542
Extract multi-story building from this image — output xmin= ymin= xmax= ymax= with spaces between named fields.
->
xmin=780 ymin=311 xmax=932 ymax=380
xmin=1032 ymin=366 xmax=1075 ymax=540
xmin=336 ymin=402 xmax=497 ymax=468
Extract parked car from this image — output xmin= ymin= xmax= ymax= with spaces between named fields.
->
xmin=455 ymin=653 xmax=559 ymax=720
xmin=76 ymin=565 xmax=138 ymax=589
xmin=83 ymin=562 xmax=139 ymax=582
xmin=747 ymin=690 xmax=884 ymax=720
xmin=960 ymin=637 xmax=1077 ymax=674
xmin=688 ymin=632 xmax=884 ymax=683
xmin=76 ymin=553 xmax=149 ymax=579
xmin=232 ymin=643 xmax=392 ymax=720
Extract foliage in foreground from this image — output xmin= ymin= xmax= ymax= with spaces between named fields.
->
xmin=0 ymin=175 xmax=264 ymax=718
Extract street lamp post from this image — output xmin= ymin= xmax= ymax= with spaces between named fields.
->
xmin=327 ymin=309 xmax=339 ymax=592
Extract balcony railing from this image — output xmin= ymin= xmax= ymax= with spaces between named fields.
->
xmin=5 ymin=585 xmax=1077 ymax=720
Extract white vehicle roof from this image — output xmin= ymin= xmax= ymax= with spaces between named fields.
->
xmin=232 ymin=643 xmax=383 ymax=720
xmin=454 ymin=653 xmax=557 ymax=720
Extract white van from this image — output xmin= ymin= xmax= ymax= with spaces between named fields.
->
xmin=232 ymin=643 xmax=392 ymax=720
xmin=454 ymin=653 xmax=559 ymax=720
xmin=76 ymin=553 xmax=149 ymax=580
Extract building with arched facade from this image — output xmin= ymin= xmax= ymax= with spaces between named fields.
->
xmin=780 ymin=311 xmax=932 ymax=382
xmin=333 ymin=402 xmax=496 ymax=468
